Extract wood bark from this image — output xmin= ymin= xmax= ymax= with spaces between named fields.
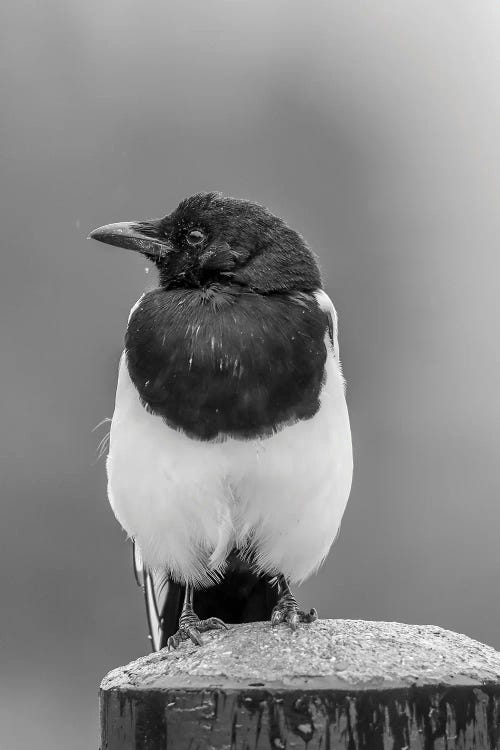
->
xmin=100 ymin=619 xmax=500 ymax=749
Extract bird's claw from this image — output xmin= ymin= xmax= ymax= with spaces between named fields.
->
xmin=167 ymin=615 xmax=228 ymax=650
xmin=197 ymin=616 xmax=228 ymax=632
xmin=271 ymin=597 xmax=318 ymax=631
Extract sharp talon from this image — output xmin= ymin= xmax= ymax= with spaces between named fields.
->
xmin=187 ymin=627 xmax=203 ymax=646
xmin=288 ymin=612 xmax=299 ymax=631
xmin=167 ymin=635 xmax=179 ymax=650
xmin=199 ymin=617 xmax=227 ymax=631
xmin=271 ymin=609 xmax=284 ymax=626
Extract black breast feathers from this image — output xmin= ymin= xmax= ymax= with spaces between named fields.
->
xmin=125 ymin=286 xmax=329 ymax=441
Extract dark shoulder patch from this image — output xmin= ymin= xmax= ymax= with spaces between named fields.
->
xmin=125 ymin=287 xmax=329 ymax=441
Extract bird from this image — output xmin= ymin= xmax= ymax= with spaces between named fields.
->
xmin=90 ymin=192 xmax=353 ymax=651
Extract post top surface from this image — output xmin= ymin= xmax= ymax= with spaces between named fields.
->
xmin=101 ymin=619 xmax=500 ymax=693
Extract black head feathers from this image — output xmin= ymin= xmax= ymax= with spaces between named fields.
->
xmin=91 ymin=192 xmax=322 ymax=293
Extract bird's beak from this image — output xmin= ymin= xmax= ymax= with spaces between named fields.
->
xmin=88 ymin=221 xmax=172 ymax=259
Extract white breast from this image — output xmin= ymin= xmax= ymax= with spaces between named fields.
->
xmin=106 ymin=303 xmax=352 ymax=587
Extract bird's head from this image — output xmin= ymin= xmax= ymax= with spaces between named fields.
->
xmin=89 ymin=192 xmax=321 ymax=292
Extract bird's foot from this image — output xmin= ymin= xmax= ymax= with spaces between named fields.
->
xmin=167 ymin=610 xmax=228 ymax=650
xmin=271 ymin=590 xmax=318 ymax=631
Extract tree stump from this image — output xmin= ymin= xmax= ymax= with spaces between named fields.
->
xmin=100 ymin=619 xmax=500 ymax=749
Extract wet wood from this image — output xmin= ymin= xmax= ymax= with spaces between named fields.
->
xmin=100 ymin=619 xmax=500 ymax=749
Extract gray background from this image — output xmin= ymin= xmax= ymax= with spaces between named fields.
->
xmin=1 ymin=1 xmax=499 ymax=748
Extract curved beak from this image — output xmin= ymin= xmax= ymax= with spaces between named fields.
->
xmin=88 ymin=220 xmax=172 ymax=259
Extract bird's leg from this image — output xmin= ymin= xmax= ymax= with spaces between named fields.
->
xmin=270 ymin=574 xmax=318 ymax=631
xmin=167 ymin=584 xmax=228 ymax=650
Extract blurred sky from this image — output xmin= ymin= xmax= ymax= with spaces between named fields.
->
xmin=1 ymin=1 xmax=500 ymax=748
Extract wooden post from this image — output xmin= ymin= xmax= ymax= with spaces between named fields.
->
xmin=100 ymin=619 xmax=500 ymax=749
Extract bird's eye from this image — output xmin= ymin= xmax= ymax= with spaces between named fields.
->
xmin=186 ymin=229 xmax=206 ymax=246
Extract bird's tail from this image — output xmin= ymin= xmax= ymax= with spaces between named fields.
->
xmin=133 ymin=543 xmax=278 ymax=651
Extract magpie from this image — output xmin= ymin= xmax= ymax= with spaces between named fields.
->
xmin=90 ymin=192 xmax=353 ymax=650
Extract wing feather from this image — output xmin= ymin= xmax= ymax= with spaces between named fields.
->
xmin=314 ymin=289 xmax=340 ymax=361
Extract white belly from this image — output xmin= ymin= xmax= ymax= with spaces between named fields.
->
xmin=106 ymin=348 xmax=352 ymax=586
